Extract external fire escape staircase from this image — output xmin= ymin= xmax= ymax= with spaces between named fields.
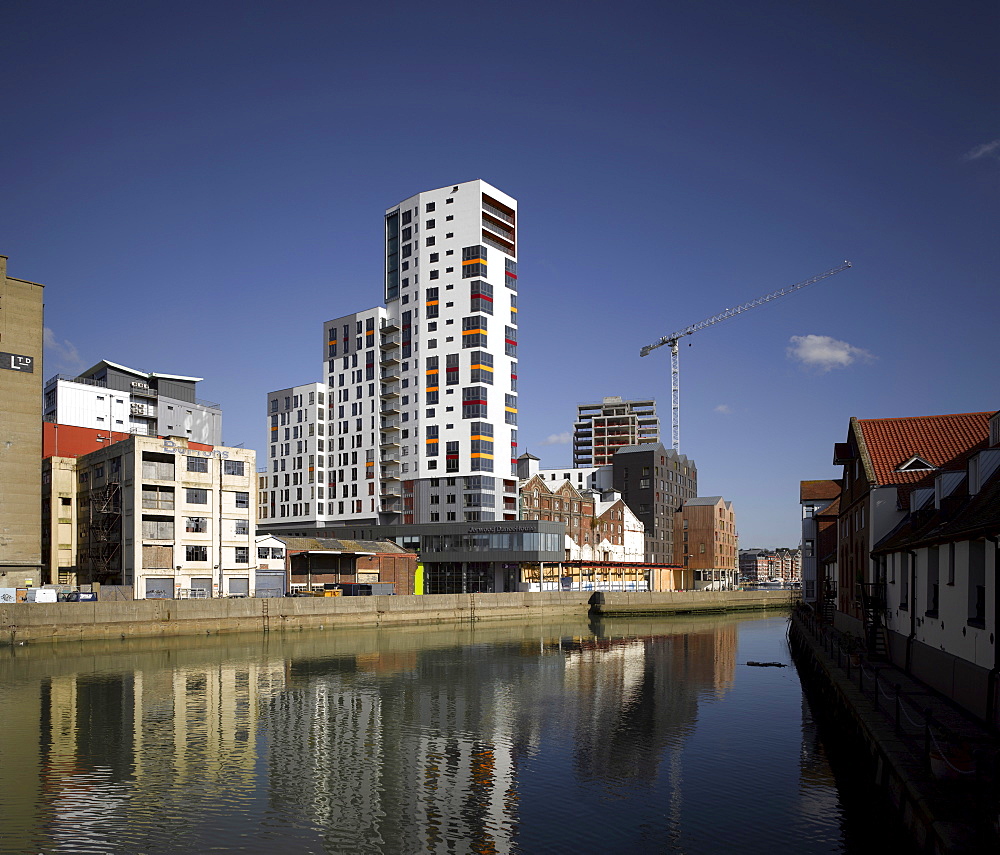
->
xmin=87 ymin=471 xmax=122 ymax=583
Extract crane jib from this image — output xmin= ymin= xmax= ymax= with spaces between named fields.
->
xmin=639 ymin=261 xmax=852 ymax=450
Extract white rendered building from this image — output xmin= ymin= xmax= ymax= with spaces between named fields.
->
xmin=262 ymin=180 xmax=519 ymax=533
xmin=261 ymin=382 xmax=331 ymax=525
xmin=44 ymin=360 xmax=223 ymax=444
xmin=386 ymin=180 xmax=519 ymax=523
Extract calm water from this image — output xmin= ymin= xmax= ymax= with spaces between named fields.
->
xmin=0 ymin=613 xmax=896 ymax=854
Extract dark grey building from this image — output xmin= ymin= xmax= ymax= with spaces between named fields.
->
xmin=612 ymin=443 xmax=697 ymax=565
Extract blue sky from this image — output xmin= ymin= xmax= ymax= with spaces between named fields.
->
xmin=3 ymin=0 xmax=997 ymax=547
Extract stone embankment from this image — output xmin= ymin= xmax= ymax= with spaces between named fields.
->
xmin=0 ymin=589 xmax=796 ymax=646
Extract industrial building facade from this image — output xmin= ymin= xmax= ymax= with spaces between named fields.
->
xmin=0 ymin=255 xmax=44 ymax=588
xmin=61 ymin=434 xmax=259 ymax=598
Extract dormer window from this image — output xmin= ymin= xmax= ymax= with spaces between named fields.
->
xmin=895 ymin=456 xmax=935 ymax=473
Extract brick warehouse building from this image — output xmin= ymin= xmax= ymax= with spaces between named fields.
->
xmin=278 ymin=537 xmax=417 ymax=595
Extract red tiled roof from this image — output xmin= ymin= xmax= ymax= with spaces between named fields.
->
xmin=857 ymin=412 xmax=991 ymax=487
xmin=800 ymin=479 xmax=842 ymax=501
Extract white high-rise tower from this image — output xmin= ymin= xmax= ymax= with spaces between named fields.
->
xmin=383 ymin=180 xmax=519 ymax=524
xmin=262 ymin=180 xmax=519 ymax=529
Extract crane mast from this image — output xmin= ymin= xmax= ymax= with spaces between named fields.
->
xmin=640 ymin=261 xmax=852 ymax=451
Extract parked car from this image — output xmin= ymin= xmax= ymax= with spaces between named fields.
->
xmin=66 ymin=591 xmax=98 ymax=602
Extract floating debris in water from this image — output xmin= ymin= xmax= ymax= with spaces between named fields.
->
xmin=747 ymin=661 xmax=786 ymax=667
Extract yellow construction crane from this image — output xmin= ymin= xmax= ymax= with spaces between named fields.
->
xmin=640 ymin=261 xmax=853 ymax=451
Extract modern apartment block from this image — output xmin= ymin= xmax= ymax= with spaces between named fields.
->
xmin=573 ymin=397 xmax=659 ymax=467
xmin=0 ymin=255 xmax=44 ymax=588
xmin=262 ymin=180 xmax=518 ymax=533
xmin=44 ymin=360 xmax=223 ymax=444
xmin=385 ymin=180 xmax=519 ymax=524
xmin=674 ymin=497 xmax=738 ymax=589
xmin=612 ymin=442 xmax=697 ymax=565
xmin=260 ymin=382 xmax=329 ymax=525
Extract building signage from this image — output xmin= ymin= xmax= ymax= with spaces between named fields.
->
xmin=0 ymin=352 xmax=33 ymax=372
xmin=161 ymin=439 xmax=229 ymax=459
xmin=469 ymin=525 xmax=532 ymax=533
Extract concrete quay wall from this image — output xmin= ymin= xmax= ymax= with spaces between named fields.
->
xmin=0 ymin=589 xmax=797 ymax=646
xmin=592 ymin=589 xmax=797 ymax=616
xmin=0 ymin=592 xmax=593 ymax=645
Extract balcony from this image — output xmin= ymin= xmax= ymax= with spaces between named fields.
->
xmin=381 ymin=333 xmax=401 ymax=349
xmin=380 ymin=451 xmax=400 ymax=463
xmin=380 ymin=433 xmax=401 ymax=447
xmin=381 ymin=483 xmax=403 ymax=497
xmin=481 ymin=233 xmax=514 ymax=256
xmin=381 ymin=399 xmax=401 ymax=415
xmin=482 ymin=216 xmax=515 ymax=243
xmin=382 ymin=316 xmax=400 ymax=332
xmin=380 ymin=417 xmax=401 ymax=431
xmin=380 ymin=383 xmax=400 ymax=398
xmin=129 ymin=383 xmax=158 ymax=399
xmin=482 ymin=200 xmax=515 ymax=225
xmin=380 ymin=348 xmax=401 ymax=366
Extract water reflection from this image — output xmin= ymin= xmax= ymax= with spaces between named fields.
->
xmin=0 ymin=614 xmax=885 ymax=854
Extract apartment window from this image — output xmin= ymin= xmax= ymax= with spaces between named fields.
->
xmin=461 ymin=315 xmax=488 ymax=348
xmin=224 ymin=459 xmax=245 ymax=476
xmin=504 ymin=326 xmax=518 ymax=358
xmin=504 ymin=393 xmax=517 ymax=426
xmin=235 ymin=492 xmax=250 ymax=508
xmin=235 ymin=546 xmax=249 ymax=563
xmin=187 ymin=456 xmax=209 ymax=473
xmin=186 ymin=545 xmax=208 ymax=562
xmin=235 ymin=519 xmax=249 ymax=535
xmin=469 ymin=351 xmax=493 ymax=384
xmin=187 ymin=489 xmax=208 ymax=504
xmin=462 ymin=386 xmax=488 ymax=419
xmin=426 ymin=202 xmax=435 ymax=212
xmin=470 ymin=280 xmax=493 ymax=315
xmin=186 ymin=516 xmax=208 ymax=533
xmin=505 ymin=258 xmax=518 ymax=290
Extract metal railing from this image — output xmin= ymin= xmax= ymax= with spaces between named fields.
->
xmin=481 ymin=234 xmax=513 ymax=255
xmin=482 ymin=201 xmax=514 ymax=225
xmin=482 ymin=217 xmax=515 ymax=241
xmin=794 ymin=605 xmax=998 ymax=794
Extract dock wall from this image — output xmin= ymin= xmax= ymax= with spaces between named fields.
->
xmin=790 ymin=609 xmax=994 ymax=853
xmin=0 ymin=589 xmax=797 ymax=646
xmin=591 ymin=589 xmax=796 ymax=616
